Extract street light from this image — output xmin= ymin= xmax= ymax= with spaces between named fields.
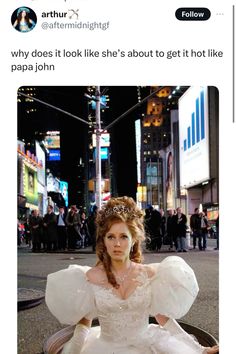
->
xmin=84 ymin=86 xmax=102 ymax=209
xmin=95 ymin=86 xmax=102 ymax=209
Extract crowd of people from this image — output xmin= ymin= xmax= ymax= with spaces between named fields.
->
xmin=18 ymin=203 xmax=219 ymax=253
xmin=18 ymin=205 xmax=98 ymax=252
xmin=145 ymin=206 xmax=219 ymax=252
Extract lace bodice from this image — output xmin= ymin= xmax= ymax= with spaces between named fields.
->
xmin=90 ymin=272 xmax=152 ymax=343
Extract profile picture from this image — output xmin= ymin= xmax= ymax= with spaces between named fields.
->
xmin=11 ymin=7 xmax=37 ymax=33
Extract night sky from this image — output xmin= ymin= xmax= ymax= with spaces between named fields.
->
xmin=17 ymin=86 xmax=145 ymax=205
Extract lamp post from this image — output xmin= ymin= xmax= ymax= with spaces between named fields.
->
xmin=95 ymin=86 xmax=102 ymax=209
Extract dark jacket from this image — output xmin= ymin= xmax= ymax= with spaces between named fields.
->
xmin=66 ymin=211 xmax=81 ymax=236
xmin=43 ymin=212 xmax=58 ymax=242
xmin=30 ymin=216 xmax=43 ymax=243
xmin=148 ymin=210 xmax=162 ymax=238
xmin=167 ymin=215 xmax=174 ymax=235
xmin=190 ymin=213 xmax=201 ymax=231
xmin=172 ymin=213 xmax=187 ymax=237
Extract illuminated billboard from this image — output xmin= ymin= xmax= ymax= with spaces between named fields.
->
xmin=48 ymin=149 xmax=61 ymax=161
xmin=59 ymin=181 xmax=69 ymax=207
xmin=24 ymin=164 xmax=38 ymax=206
xmin=44 ymin=131 xmax=60 ymax=149
xmin=179 ymin=86 xmax=210 ymax=188
xmin=93 ymin=147 xmax=109 ymax=160
xmin=92 ymin=133 xmax=110 ymax=147
xmin=35 ymin=141 xmax=46 ymax=185
xmin=47 ymin=174 xmax=60 ymax=192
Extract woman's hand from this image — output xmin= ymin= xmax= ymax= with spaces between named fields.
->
xmin=155 ymin=314 xmax=169 ymax=326
xmin=204 ymin=345 xmax=219 ymax=353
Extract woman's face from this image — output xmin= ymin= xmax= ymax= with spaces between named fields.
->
xmin=104 ymin=222 xmax=133 ymax=262
xmin=21 ymin=11 xmax=27 ymax=18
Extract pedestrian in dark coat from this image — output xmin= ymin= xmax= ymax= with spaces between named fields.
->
xmin=172 ymin=207 xmax=187 ymax=252
xmin=80 ymin=211 xmax=90 ymax=248
xmin=43 ymin=205 xmax=58 ymax=251
xmin=166 ymin=209 xmax=176 ymax=251
xmin=199 ymin=211 xmax=209 ymax=250
xmin=66 ymin=205 xmax=81 ymax=250
xmin=190 ymin=208 xmax=201 ymax=249
xmin=30 ymin=209 xmax=43 ymax=252
xmin=148 ymin=208 xmax=162 ymax=251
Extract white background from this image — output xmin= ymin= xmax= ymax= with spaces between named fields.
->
xmin=1 ymin=0 xmax=235 ymax=352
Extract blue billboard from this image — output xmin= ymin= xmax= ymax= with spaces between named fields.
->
xmin=48 ymin=149 xmax=61 ymax=161
xmin=93 ymin=147 xmax=109 ymax=160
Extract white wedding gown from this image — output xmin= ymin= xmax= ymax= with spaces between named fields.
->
xmin=46 ymin=256 xmax=205 ymax=354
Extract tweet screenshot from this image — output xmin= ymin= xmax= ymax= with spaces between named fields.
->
xmin=1 ymin=0 xmax=235 ymax=353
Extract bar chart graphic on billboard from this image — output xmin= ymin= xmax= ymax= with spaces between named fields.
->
xmin=183 ymin=89 xmax=206 ymax=151
xmin=179 ymin=86 xmax=210 ymax=188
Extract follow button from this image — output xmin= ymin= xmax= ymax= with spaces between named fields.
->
xmin=175 ymin=8 xmax=211 ymax=21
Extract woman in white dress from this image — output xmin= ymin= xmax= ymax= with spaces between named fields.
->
xmin=46 ymin=196 xmax=219 ymax=354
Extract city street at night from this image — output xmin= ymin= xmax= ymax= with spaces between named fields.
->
xmin=17 ymin=85 xmax=219 ymax=354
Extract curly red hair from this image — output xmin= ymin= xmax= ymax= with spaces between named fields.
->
xmin=95 ymin=196 xmax=145 ymax=288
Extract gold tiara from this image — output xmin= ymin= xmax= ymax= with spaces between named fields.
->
xmin=99 ymin=205 xmax=141 ymax=221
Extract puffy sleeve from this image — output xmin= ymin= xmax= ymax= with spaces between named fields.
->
xmin=45 ymin=265 xmax=97 ymax=325
xmin=149 ymin=256 xmax=199 ymax=319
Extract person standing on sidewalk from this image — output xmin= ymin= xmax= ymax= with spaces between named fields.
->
xmin=66 ymin=205 xmax=81 ymax=250
xmin=172 ymin=207 xmax=188 ymax=252
xmin=166 ymin=209 xmax=176 ymax=251
xmin=43 ymin=205 xmax=58 ymax=252
xmin=190 ymin=208 xmax=201 ymax=250
xmin=30 ymin=209 xmax=43 ymax=252
xmin=199 ymin=212 xmax=209 ymax=251
xmin=80 ymin=211 xmax=90 ymax=248
xmin=57 ymin=206 xmax=68 ymax=251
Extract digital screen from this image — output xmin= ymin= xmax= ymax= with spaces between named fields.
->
xmin=24 ymin=164 xmax=38 ymax=206
xmin=35 ymin=141 xmax=46 ymax=185
xmin=48 ymin=149 xmax=61 ymax=161
xmin=179 ymin=86 xmax=210 ymax=188
xmin=92 ymin=133 xmax=110 ymax=147
xmin=93 ymin=147 xmax=108 ymax=160
xmin=59 ymin=181 xmax=69 ymax=207
xmin=44 ymin=131 xmax=60 ymax=149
